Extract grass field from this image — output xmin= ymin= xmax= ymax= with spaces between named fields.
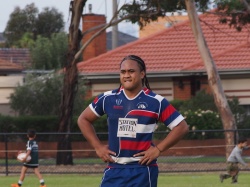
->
xmin=1 ymin=173 xmax=249 ymax=187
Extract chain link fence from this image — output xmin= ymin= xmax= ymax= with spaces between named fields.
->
xmin=0 ymin=129 xmax=250 ymax=176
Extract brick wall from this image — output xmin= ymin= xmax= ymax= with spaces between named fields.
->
xmin=173 ymin=78 xmax=192 ymax=100
xmin=82 ymin=14 xmax=106 ymax=61
xmin=173 ymin=77 xmax=210 ymax=100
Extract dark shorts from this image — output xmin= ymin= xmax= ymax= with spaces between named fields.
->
xmin=23 ymin=164 xmax=38 ymax=168
xmin=100 ymin=166 xmax=158 ymax=187
xmin=227 ymin=162 xmax=239 ymax=176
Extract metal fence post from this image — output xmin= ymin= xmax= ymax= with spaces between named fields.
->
xmin=4 ymin=133 xmax=9 ymax=176
xmin=234 ymin=129 xmax=237 ymax=145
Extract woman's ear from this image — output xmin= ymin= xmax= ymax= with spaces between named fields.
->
xmin=141 ymin=71 xmax=145 ymax=79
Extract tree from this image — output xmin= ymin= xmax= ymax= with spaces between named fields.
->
xmin=4 ymin=3 xmax=64 ymax=47
xmin=49 ymin=33 xmax=68 ymax=69
xmin=4 ymin=3 xmax=38 ymax=47
xmin=184 ymin=0 xmax=236 ymax=158
xmin=9 ymin=73 xmax=63 ymax=116
xmin=56 ymin=0 xmax=86 ymax=165
xmin=19 ymin=32 xmax=35 ymax=48
xmin=216 ymin=0 xmax=250 ymax=31
xmin=9 ymin=73 xmax=86 ymax=116
xmin=30 ymin=33 xmax=68 ymax=70
xmin=30 ymin=36 xmax=53 ymax=69
xmin=35 ymin=7 xmax=64 ymax=38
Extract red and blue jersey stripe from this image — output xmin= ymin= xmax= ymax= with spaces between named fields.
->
xmin=89 ymin=87 xmax=184 ymax=167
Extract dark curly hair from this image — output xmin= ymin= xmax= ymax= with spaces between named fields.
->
xmin=118 ymin=55 xmax=151 ymax=90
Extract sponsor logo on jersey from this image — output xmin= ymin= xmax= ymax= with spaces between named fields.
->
xmin=113 ymin=99 xmax=123 ymax=109
xmin=137 ymin=102 xmax=148 ymax=109
xmin=116 ymin=99 xmax=122 ymax=105
xmin=117 ymin=118 xmax=137 ymax=138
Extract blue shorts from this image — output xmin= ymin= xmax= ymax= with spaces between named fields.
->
xmin=100 ymin=166 xmax=158 ymax=187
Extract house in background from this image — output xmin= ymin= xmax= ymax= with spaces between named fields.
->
xmin=78 ymin=12 xmax=250 ymax=114
xmin=139 ymin=13 xmax=189 ymax=38
xmin=0 ymin=48 xmax=31 ymax=67
xmin=0 ymin=13 xmax=137 ymax=116
xmin=0 ymin=48 xmax=31 ymax=115
xmin=0 ymin=58 xmax=23 ymax=115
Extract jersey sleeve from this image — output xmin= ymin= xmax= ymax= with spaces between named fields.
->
xmin=235 ymin=149 xmax=247 ymax=166
xmin=26 ymin=141 xmax=32 ymax=151
xmin=159 ymin=97 xmax=184 ymax=130
xmin=89 ymin=91 xmax=110 ymax=117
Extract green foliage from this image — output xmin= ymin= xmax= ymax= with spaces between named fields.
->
xmin=227 ymin=97 xmax=246 ymax=126
xmin=10 ymin=73 xmax=62 ymax=115
xmin=180 ymin=90 xmax=218 ymax=112
xmin=72 ymin=96 xmax=108 ymax=133
xmin=238 ymin=115 xmax=250 ymax=137
xmin=30 ymin=36 xmax=53 ymax=69
xmin=35 ymin=7 xmax=64 ymax=38
xmin=183 ymin=109 xmax=222 ymax=130
xmin=50 ymin=33 xmax=68 ymax=68
xmin=119 ymin=0 xmax=210 ymax=28
xmin=1 ymin=96 xmax=105 ymax=136
xmin=9 ymin=73 xmax=69 ymax=116
xmin=0 ymin=115 xmax=14 ymax=132
xmin=0 ymin=115 xmax=58 ymax=133
xmin=30 ymin=33 xmax=68 ymax=70
xmin=93 ymin=115 xmax=108 ymax=132
xmin=72 ymin=81 xmax=88 ymax=117
xmin=217 ymin=0 xmax=250 ymax=31
xmin=179 ymin=90 xmax=249 ymax=130
xmin=4 ymin=3 xmax=64 ymax=47
xmin=4 ymin=4 xmax=38 ymax=47
xmin=155 ymin=89 xmax=250 ymax=139
xmin=0 ymin=115 xmax=60 ymax=141
xmin=217 ymin=0 xmax=245 ymax=11
xmin=7 ymin=73 xmax=87 ymax=134
xmin=19 ymin=32 xmax=35 ymax=48
xmin=183 ymin=109 xmax=224 ymax=139
xmin=170 ymin=99 xmax=185 ymax=110
xmin=12 ymin=115 xmax=59 ymax=132
xmin=118 ymin=0 xmax=250 ymax=33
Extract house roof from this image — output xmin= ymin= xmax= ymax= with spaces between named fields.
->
xmin=77 ymin=12 xmax=250 ymax=77
xmin=0 ymin=58 xmax=23 ymax=74
xmin=0 ymin=48 xmax=31 ymax=68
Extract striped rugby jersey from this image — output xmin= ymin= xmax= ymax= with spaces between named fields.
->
xmin=90 ymin=87 xmax=184 ymax=167
xmin=24 ymin=139 xmax=39 ymax=166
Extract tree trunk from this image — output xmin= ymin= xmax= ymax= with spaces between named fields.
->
xmin=185 ymin=0 xmax=237 ymax=158
xmin=56 ymin=0 xmax=86 ymax=165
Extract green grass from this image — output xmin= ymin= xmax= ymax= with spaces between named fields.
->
xmin=1 ymin=173 xmax=249 ymax=187
xmin=157 ymin=156 xmax=227 ymax=163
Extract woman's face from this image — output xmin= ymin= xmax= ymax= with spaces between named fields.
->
xmin=120 ymin=59 xmax=145 ymax=94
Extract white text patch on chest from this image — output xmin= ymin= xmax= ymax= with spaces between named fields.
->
xmin=117 ymin=118 xmax=138 ymax=138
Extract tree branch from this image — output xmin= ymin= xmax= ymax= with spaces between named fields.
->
xmin=240 ymin=0 xmax=250 ymax=13
xmin=76 ymin=1 xmax=162 ymax=60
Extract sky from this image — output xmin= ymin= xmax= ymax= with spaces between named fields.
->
xmin=0 ymin=0 xmax=139 ymax=37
